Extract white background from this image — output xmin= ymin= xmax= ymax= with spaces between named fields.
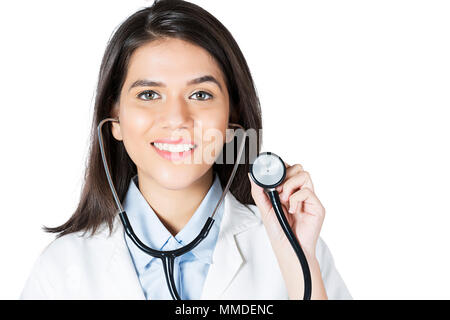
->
xmin=0 ymin=0 xmax=449 ymax=299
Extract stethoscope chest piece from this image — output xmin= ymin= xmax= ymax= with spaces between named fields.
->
xmin=249 ymin=152 xmax=286 ymax=189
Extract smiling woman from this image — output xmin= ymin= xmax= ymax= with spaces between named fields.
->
xmin=43 ymin=0 xmax=261 ymax=238
xmin=109 ymin=37 xmax=232 ymax=192
xmin=20 ymin=0 xmax=351 ymax=300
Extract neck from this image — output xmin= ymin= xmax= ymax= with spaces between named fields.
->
xmin=136 ymin=168 xmax=214 ymax=236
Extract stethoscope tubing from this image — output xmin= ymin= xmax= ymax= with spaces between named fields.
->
xmin=97 ymin=118 xmax=247 ymax=300
xmin=267 ymin=189 xmax=312 ymax=300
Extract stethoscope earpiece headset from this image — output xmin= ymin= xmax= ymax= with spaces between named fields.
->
xmin=98 ymin=118 xmax=311 ymax=300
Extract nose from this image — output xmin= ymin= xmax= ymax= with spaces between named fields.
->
xmin=158 ymin=95 xmax=193 ymax=130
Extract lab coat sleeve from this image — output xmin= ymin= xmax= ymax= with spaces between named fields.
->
xmin=20 ymin=248 xmax=55 ymax=300
xmin=315 ymin=236 xmax=353 ymax=300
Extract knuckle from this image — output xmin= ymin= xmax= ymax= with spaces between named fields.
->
xmin=302 ymin=170 xmax=311 ymax=179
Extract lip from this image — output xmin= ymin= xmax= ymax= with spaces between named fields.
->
xmin=152 ymin=138 xmax=196 ymax=145
xmin=151 ymin=139 xmax=197 ymax=162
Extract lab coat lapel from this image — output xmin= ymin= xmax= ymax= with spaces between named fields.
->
xmin=201 ymin=191 xmax=261 ymax=299
xmin=103 ymin=190 xmax=260 ymax=300
xmin=106 ymin=220 xmax=146 ymax=300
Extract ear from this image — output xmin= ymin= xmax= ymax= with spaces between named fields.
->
xmin=110 ymin=103 xmax=123 ymax=141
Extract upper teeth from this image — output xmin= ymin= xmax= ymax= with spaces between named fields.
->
xmin=154 ymin=143 xmax=195 ymax=152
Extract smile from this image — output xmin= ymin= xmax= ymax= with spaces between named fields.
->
xmin=151 ymin=141 xmax=197 ymax=161
xmin=153 ymin=142 xmax=195 ymax=152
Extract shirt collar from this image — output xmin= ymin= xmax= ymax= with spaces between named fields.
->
xmin=122 ymin=171 xmax=225 ymax=273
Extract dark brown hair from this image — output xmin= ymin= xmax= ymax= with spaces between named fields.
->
xmin=44 ymin=0 xmax=262 ymax=238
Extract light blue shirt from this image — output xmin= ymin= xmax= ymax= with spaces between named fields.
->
xmin=122 ymin=172 xmax=225 ymax=300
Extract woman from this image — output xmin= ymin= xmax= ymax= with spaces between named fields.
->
xmin=21 ymin=0 xmax=351 ymax=300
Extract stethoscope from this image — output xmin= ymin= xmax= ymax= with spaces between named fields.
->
xmin=97 ymin=118 xmax=311 ymax=300
xmin=249 ymin=152 xmax=312 ymax=300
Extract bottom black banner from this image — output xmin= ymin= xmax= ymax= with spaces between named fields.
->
xmin=3 ymin=300 xmax=449 ymax=318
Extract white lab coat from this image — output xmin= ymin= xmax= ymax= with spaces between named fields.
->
xmin=20 ymin=190 xmax=352 ymax=300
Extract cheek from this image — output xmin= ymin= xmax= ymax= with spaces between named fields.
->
xmin=120 ymin=107 xmax=153 ymax=134
xmin=197 ymin=114 xmax=228 ymax=163
xmin=119 ymin=108 xmax=154 ymax=159
xmin=197 ymin=110 xmax=227 ymax=139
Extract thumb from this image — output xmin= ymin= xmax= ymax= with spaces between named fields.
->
xmin=248 ymin=172 xmax=273 ymax=216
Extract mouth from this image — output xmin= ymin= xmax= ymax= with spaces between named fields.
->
xmin=150 ymin=139 xmax=198 ymax=161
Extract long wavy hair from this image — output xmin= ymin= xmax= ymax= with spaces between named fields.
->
xmin=44 ymin=0 xmax=263 ymax=238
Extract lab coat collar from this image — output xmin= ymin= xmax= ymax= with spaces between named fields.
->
xmin=105 ymin=188 xmax=261 ymax=300
xmin=122 ymin=172 xmax=224 ymax=272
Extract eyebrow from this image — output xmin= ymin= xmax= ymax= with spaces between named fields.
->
xmin=128 ymin=75 xmax=223 ymax=93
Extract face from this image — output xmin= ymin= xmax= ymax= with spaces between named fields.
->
xmin=111 ymin=37 xmax=231 ymax=190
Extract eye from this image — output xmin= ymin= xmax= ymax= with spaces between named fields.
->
xmin=190 ymin=91 xmax=213 ymax=101
xmin=137 ymin=90 xmax=160 ymax=101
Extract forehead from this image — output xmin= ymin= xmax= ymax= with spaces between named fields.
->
xmin=125 ymin=37 xmax=224 ymax=85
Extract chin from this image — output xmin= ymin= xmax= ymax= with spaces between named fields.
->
xmin=148 ymin=164 xmax=209 ymax=190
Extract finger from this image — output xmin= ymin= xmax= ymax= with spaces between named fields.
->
xmin=275 ymin=162 xmax=302 ymax=193
xmin=284 ymin=163 xmax=303 ymax=177
xmin=280 ymin=170 xmax=314 ymax=202
xmin=288 ymin=187 xmax=325 ymax=217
